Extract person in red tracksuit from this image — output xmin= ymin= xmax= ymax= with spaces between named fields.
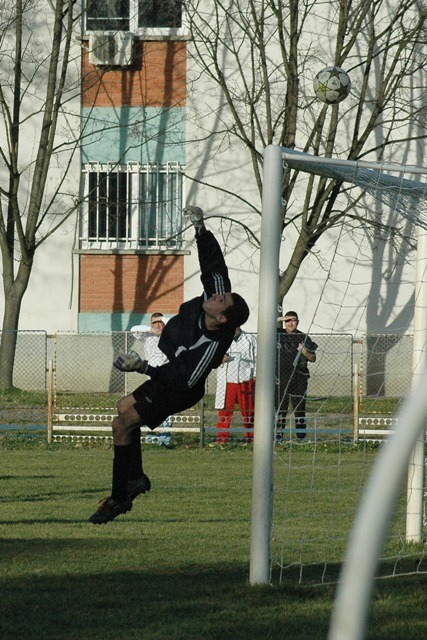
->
xmin=215 ymin=327 xmax=257 ymax=443
xmin=89 ymin=206 xmax=250 ymax=524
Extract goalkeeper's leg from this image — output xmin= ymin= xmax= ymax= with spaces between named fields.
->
xmin=117 ymin=393 xmax=137 ymax=414
xmin=128 ymin=427 xmax=143 ymax=480
xmin=89 ymin=408 xmax=144 ymax=524
xmin=116 ymin=394 xmax=147 ymax=483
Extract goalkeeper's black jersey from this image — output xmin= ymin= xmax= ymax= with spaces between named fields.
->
xmin=145 ymin=230 xmax=235 ymax=395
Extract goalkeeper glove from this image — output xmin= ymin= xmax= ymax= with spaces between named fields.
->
xmin=113 ymin=350 xmax=148 ymax=374
xmin=184 ymin=205 xmax=205 ymax=233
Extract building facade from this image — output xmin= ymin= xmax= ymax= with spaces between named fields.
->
xmin=1 ymin=1 xmax=424 ymax=338
xmin=78 ymin=1 xmax=189 ymax=330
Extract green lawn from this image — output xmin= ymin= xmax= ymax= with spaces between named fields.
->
xmin=0 ymin=387 xmax=403 ymax=415
xmin=0 ymin=440 xmax=425 ymax=640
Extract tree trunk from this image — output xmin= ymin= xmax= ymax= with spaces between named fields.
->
xmin=0 ymin=265 xmax=32 ymax=391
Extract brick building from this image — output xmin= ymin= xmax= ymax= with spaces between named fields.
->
xmin=78 ymin=3 xmax=189 ymax=330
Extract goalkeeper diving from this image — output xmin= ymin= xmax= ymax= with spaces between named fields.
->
xmin=89 ymin=206 xmax=250 ymax=524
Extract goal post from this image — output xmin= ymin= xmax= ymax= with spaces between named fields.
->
xmin=407 ymin=228 xmax=427 ymax=542
xmin=328 ymin=367 xmax=427 ymax=640
xmin=250 ymin=144 xmax=427 ymax=610
xmin=249 ymin=145 xmax=283 ymax=585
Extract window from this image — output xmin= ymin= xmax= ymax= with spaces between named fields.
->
xmin=85 ymin=0 xmax=185 ymax=35
xmin=88 ymin=171 xmax=128 ymax=239
xmin=81 ymin=163 xmax=185 ymax=250
xmin=139 ymin=0 xmax=182 ymax=28
xmin=86 ymin=0 xmax=130 ymax=31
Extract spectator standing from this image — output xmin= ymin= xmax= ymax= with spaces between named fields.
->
xmin=131 ymin=312 xmax=169 ymax=367
xmin=215 ymin=327 xmax=257 ymax=443
xmin=131 ymin=313 xmax=171 ymax=446
xmin=276 ymin=311 xmax=317 ymax=440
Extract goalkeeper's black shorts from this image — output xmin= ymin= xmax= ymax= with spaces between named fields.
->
xmin=132 ymin=379 xmax=204 ymax=430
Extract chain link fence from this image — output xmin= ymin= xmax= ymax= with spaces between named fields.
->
xmin=0 ymin=330 xmax=417 ymax=442
xmin=54 ymin=331 xmax=137 ymax=396
xmin=360 ymin=334 xmax=413 ymax=399
xmin=0 ymin=331 xmax=47 ymax=431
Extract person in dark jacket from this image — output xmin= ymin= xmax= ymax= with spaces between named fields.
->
xmin=276 ymin=311 xmax=317 ymax=441
xmin=89 ymin=206 xmax=250 ymax=524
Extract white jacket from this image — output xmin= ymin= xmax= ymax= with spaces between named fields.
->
xmin=131 ymin=325 xmax=169 ymax=367
xmin=215 ymin=331 xmax=257 ymax=408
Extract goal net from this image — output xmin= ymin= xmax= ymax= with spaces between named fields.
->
xmin=280 ymin=146 xmax=427 ymax=229
xmin=250 ymin=146 xmax=427 ymax=634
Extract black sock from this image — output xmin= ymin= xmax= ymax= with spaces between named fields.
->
xmin=111 ymin=444 xmax=132 ymax=503
xmin=128 ymin=427 xmax=143 ymax=480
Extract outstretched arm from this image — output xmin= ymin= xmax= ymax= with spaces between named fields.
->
xmin=196 ymin=229 xmax=231 ymax=297
xmin=185 ymin=205 xmax=232 ymax=297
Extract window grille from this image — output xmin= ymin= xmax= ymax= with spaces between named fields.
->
xmin=81 ymin=162 xmax=185 ymax=250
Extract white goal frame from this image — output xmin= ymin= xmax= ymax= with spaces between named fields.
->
xmin=250 ymin=145 xmax=426 ymax=635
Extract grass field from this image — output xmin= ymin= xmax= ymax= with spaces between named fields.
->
xmin=0 ymin=438 xmax=426 ymax=640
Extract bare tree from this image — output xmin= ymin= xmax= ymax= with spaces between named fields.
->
xmin=186 ymin=0 xmax=427 ymax=310
xmin=0 ymin=0 xmax=82 ymax=389
xmin=0 ymin=1 xmax=188 ymax=391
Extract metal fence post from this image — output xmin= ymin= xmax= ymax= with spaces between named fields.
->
xmin=353 ymin=363 xmax=359 ymax=443
xmin=47 ymin=360 xmax=54 ymax=444
xmin=124 ymin=331 xmax=129 ymax=396
xmin=199 ymin=397 xmax=205 ymax=448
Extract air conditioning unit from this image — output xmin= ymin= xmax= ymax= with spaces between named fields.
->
xmin=88 ymin=33 xmax=133 ymax=67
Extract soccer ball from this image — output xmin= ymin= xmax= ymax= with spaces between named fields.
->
xmin=313 ymin=66 xmax=351 ymax=104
